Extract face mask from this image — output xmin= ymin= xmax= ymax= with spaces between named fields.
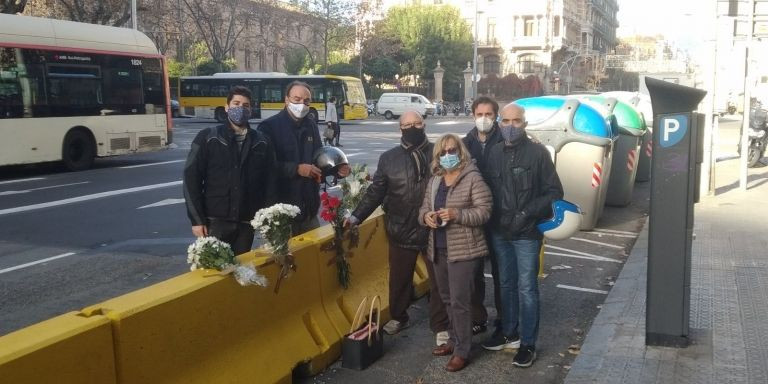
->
xmin=287 ymin=102 xmax=309 ymax=119
xmin=401 ymin=127 xmax=426 ymax=145
xmin=439 ymin=153 xmax=460 ymax=170
xmin=227 ymin=106 xmax=251 ymax=126
xmin=475 ymin=117 xmax=494 ymax=133
xmin=500 ymin=124 xmax=526 ymax=142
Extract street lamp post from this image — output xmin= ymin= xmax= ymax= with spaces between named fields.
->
xmin=472 ymin=1 xmax=479 ymax=100
xmin=131 ymin=0 xmax=137 ymax=30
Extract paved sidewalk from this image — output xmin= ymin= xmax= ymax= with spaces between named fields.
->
xmin=566 ymin=159 xmax=768 ymax=384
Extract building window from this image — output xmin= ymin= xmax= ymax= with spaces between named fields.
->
xmin=484 ymin=55 xmax=500 ymax=76
xmin=296 ymin=25 xmax=302 ymax=40
xmin=273 ymin=50 xmax=279 ymax=71
xmin=517 ymin=54 xmax=537 ymax=74
xmin=244 ymin=49 xmax=252 ymax=71
xmin=524 ymin=16 xmax=535 ymax=37
xmin=554 ymin=16 xmax=561 ymax=37
xmin=258 ymin=49 xmax=266 ymax=71
xmin=487 ymin=17 xmax=496 ymax=43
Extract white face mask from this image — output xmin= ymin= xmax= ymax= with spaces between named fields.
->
xmin=288 ymin=102 xmax=309 ymax=119
xmin=475 ymin=117 xmax=494 ymax=133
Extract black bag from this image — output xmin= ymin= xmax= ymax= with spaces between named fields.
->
xmin=341 ymin=296 xmax=384 ymax=370
xmin=323 ymin=124 xmax=335 ymax=140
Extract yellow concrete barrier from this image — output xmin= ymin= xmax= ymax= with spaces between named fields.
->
xmin=0 ymin=311 xmax=116 ymax=384
xmin=79 ymin=235 xmax=338 ymax=384
xmin=315 ymin=213 xmax=392 ymax=342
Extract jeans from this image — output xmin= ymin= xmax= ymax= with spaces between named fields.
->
xmin=490 ymin=232 xmax=541 ymax=346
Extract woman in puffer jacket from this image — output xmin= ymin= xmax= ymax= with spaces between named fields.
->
xmin=418 ymin=133 xmax=492 ymax=372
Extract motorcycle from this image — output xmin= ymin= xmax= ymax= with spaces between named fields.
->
xmin=747 ymin=100 xmax=767 ymax=167
xmin=453 ymin=104 xmax=460 ymax=116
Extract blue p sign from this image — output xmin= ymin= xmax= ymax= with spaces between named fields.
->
xmin=659 ymin=115 xmax=688 ymax=148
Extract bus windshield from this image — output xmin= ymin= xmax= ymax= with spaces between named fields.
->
xmin=343 ymin=80 xmax=366 ymax=105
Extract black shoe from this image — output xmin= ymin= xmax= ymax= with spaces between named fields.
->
xmin=481 ymin=331 xmax=520 ymax=351
xmin=472 ymin=322 xmax=487 ymax=335
xmin=512 ymin=345 xmax=536 ymax=368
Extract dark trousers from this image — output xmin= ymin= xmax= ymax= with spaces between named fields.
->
xmin=291 ymin=216 xmax=320 ymax=236
xmin=333 ymin=123 xmax=341 ymax=146
xmin=208 ymin=219 xmax=255 ymax=256
xmin=388 ymin=242 xmax=448 ymax=333
xmin=433 ymin=248 xmax=482 ymax=359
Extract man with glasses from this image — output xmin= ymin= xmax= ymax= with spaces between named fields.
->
xmin=481 ymin=103 xmax=563 ymax=368
xmin=258 ymin=81 xmax=348 ymax=234
xmin=346 ymin=111 xmax=449 ymax=340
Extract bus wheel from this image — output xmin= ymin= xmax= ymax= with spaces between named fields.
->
xmin=62 ymin=129 xmax=95 ymax=171
xmin=214 ymin=107 xmax=227 ymax=123
xmin=307 ymin=108 xmax=319 ymax=122
xmin=384 ymin=111 xmax=393 ymax=120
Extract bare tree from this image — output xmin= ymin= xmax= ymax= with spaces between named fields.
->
xmin=308 ymin=0 xmax=355 ymax=74
xmin=182 ymin=0 xmax=250 ymax=72
xmin=56 ymin=0 xmax=132 ymax=26
xmin=1 ymin=0 xmax=28 ymax=14
xmin=139 ymin=0 xmax=187 ymax=56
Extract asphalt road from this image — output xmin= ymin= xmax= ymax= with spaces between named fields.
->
xmin=0 ymin=114 xmax=748 ymax=382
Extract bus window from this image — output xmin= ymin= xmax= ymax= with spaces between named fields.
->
xmin=104 ymin=67 xmax=142 ymax=109
xmin=0 ymin=48 xmax=23 ymax=118
xmin=263 ymin=83 xmax=282 ymax=103
xmin=47 ymin=63 xmax=103 ymax=115
xmin=142 ymin=58 xmax=165 ymax=113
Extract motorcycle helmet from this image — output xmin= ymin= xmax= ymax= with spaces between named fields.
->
xmin=313 ymin=146 xmax=349 ymax=176
xmin=536 ymin=200 xmax=582 ymax=240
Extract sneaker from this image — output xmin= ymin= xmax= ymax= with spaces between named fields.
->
xmin=383 ymin=319 xmax=410 ymax=335
xmin=512 ymin=345 xmax=536 ymax=368
xmin=481 ymin=331 xmax=521 ymax=351
xmin=436 ymin=331 xmax=450 ymax=346
xmin=472 ymin=322 xmax=488 ymax=335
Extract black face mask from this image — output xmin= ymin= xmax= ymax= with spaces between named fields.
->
xmin=401 ymin=128 xmax=426 ymax=145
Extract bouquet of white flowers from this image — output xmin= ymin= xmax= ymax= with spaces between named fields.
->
xmin=251 ymin=203 xmax=301 ymax=292
xmin=187 ymin=236 xmax=267 ymax=287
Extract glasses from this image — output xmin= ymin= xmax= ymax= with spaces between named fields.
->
xmin=400 ymin=122 xmax=425 ymax=129
xmin=499 ymin=118 xmax=526 ymax=128
xmin=288 ymin=96 xmax=311 ymax=105
xmin=440 ymin=147 xmax=458 ymax=156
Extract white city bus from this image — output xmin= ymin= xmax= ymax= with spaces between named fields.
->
xmin=0 ymin=14 xmax=172 ymax=171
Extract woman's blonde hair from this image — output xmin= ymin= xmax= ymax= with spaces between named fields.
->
xmin=431 ymin=133 xmax=471 ymax=176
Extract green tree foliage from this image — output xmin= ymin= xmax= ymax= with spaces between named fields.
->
xmin=305 ymin=0 xmax=356 ymax=74
xmin=325 ymin=62 xmax=358 ymax=77
xmin=1 ymin=0 xmax=27 ymax=13
xmin=374 ymin=4 xmax=473 ymax=101
xmin=283 ymin=47 xmax=309 ymax=75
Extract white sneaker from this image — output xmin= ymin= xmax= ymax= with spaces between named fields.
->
xmin=436 ymin=331 xmax=450 ymax=346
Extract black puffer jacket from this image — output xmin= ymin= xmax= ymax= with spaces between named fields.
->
xmin=257 ymin=109 xmax=322 ymax=222
xmin=352 ymin=141 xmax=434 ymax=250
xmin=462 ymin=124 xmax=504 ymax=179
xmin=485 ymin=136 xmax=564 ymax=240
xmin=183 ymin=124 xmax=275 ymax=225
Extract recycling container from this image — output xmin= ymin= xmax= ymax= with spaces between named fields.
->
xmin=516 ymin=96 xmax=618 ymax=230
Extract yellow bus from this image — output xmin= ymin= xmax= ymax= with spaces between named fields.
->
xmin=0 ymin=14 xmax=172 ymax=171
xmin=179 ymin=73 xmax=368 ymax=122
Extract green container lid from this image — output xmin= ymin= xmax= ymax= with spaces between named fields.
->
xmin=579 ymin=95 xmax=646 ymax=137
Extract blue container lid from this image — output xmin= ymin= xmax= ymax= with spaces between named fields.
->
xmin=515 ymin=96 xmax=615 ymax=139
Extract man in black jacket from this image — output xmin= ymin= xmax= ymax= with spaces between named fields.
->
xmin=480 ymin=103 xmax=563 ymax=368
xmin=183 ymin=86 xmax=275 ymax=255
xmin=462 ymin=96 xmax=505 ymax=337
xmin=346 ymin=111 xmax=449 ymax=339
xmin=258 ymin=81 xmax=348 ymax=234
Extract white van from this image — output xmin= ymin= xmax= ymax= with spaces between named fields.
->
xmin=376 ymin=93 xmax=436 ymax=119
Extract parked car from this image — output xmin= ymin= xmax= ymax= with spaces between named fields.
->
xmin=376 ymin=93 xmax=435 ymax=119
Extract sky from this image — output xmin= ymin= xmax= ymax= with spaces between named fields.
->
xmin=616 ymin=0 xmax=715 ymax=51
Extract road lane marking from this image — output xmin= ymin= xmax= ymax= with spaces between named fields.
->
xmin=0 ymin=252 xmax=77 ymax=274
xmin=593 ymin=228 xmax=637 ymax=235
xmin=0 ymin=181 xmax=91 ymax=196
xmin=544 ymin=251 xmax=623 ymax=263
xmin=0 ymin=181 xmax=182 ymax=216
xmin=346 ymin=153 xmax=364 ymax=157
xmin=545 ymin=244 xmax=623 ymax=263
xmin=436 ymin=121 xmax=462 ymax=125
xmin=484 ymin=273 xmax=493 ymax=278
xmin=569 ymin=237 xmax=625 ymax=249
xmin=119 ymin=160 xmax=185 ymax=169
xmin=583 ymin=231 xmax=637 ymax=238
xmin=138 ymin=198 xmax=186 ymax=209
xmin=0 ymin=177 xmax=46 ymax=185
xmin=556 ymin=284 xmax=609 ymax=294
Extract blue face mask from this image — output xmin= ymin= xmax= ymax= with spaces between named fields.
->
xmin=439 ymin=153 xmax=460 ymax=170
xmin=227 ymin=106 xmax=251 ymax=126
